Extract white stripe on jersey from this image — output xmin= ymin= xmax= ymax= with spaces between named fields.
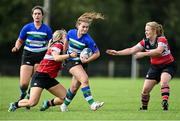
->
xmin=69 ymin=38 xmax=86 ymax=46
xmin=44 ymin=54 xmax=54 ymax=60
xmin=26 ymin=39 xmax=47 ymax=44
xmin=27 ymin=31 xmax=47 ymax=35
xmin=24 ymin=46 xmax=47 ymax=52
xmin=51 ymin=47 xmax=61 ymax=53
xmin=136 ymin=43 xmax=144 ymax=49
xmin=68 ymin=46 xmax=82 ymax=53
xmin=158 ymin=42 xmax=166 ymax=47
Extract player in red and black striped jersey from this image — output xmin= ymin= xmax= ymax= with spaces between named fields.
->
xmin=8 ymin=29 xmax=77 ymax=112
xmin=106 ymin=21 xmax=176 ymax=111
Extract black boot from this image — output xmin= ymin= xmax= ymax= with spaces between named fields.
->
xmin=162 ymin=100 xmax=168 ymax=111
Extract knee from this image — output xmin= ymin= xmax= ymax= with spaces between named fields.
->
xmin=142 ymin=88 xmax=150 ymax=95
xmin=80 ymin=76 xmax=89 ymax=86
xmin=70 ymin=86 xmax=79 ymax=93
xmin=20 ymin=81 xmax=29 ymax=87
xmin=29 ymin=100 xmax=38 ymax=107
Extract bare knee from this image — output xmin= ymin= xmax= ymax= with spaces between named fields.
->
xmin=29 ymin=100 xmax=38 ymax=107
xmin=142 ymin=88 xmax=150 ymax=95
xmin=80 ymin=77 xmax=89 ymax=86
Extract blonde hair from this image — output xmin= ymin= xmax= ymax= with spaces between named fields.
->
xmin=48 ymin=29 xmax=67 ymax=47
xmin=146 ymin=21 xmax=164 ymax=36
xmin=76 ymin=12 xmax=104 ymax=27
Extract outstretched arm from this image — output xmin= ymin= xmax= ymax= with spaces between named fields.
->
xmin=106 ymin=45 xmax=142 ymax=56
xmin=134 ymin=46 xmax=164 ymax=59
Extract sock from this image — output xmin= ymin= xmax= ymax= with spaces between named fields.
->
xmin=48 ymin=99 xmax=55 ymax=106
xmin=64 ymin=89 xmax=76 ymax=106
xmin=26 ymin=88 xmax=30 ymax=99
xmin=14 ymin=101 xmax=19 ymax=108
xmin=19 ymin=86 xmax=28 ymax=99
xmin=81 ymin=86 xmax=94 ymax=105
xmin=141 ymin=94 xmax=150 ymax=108
xmin=161 ymin=84 xmax=170 ymax=101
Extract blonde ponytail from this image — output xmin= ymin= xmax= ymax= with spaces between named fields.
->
xmin=48 ymin=29 xmax=67 ymax=47
xmin=76 ymin=12 xmax=104 ymax=27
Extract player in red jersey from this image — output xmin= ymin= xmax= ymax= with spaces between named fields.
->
xmin=106 ymin=21 xmax=176 ymax=111
xmin=8 ymin=29 xmax=77 ymax=112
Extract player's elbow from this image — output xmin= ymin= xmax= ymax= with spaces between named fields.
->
xmin=96 ymin=51 xmax=100 ymax=57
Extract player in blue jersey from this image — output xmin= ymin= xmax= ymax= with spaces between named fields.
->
xmin=11 ymin=6 xmax=52 ymax=102
xmin=40 ymin=12 xmax=105 ymax=112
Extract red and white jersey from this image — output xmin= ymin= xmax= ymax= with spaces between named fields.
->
xmin=137 ymin=36 xmax=174 ymax=65
xmin=37 ymin=42 xmax=63 ymax=78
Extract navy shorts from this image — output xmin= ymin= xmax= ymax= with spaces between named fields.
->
xmin=21 ymin=50 xmax=46 ymax=66
xmin=65 ymin=60 xmax=88 ymax=72
xmin=145 ymin=61 xmax=177 ymax=82
xmin=30 ymin=72 xmax=59 ymax=90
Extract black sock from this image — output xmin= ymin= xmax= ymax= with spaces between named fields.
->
xmin=50 ymin=99 xmax=55 ymax=106
xmin=14 ymin=102 xmax=19 ymax=108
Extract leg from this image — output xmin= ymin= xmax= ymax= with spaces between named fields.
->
xmin=69 ymin=65 xmax=104 ymax=111
xmin=64 ymin=76 xmax=81 ymax=106
xmin=48 ymin=84 xmax=67 ymax=104
xmin=19 ymin=65 xmax=34 ymax=100
xmin=8 ymin=87 xmax=43 ymax=112
xmin=140 ymin=79 xmax=157 ymax=110
xmin=19 ymin=87 xmax=43 ymax=107
xmin=160 ymin=72 xmax=172 ymax=110
xmin=26 ymin=64 xmax=39 ymax=99
xmin=40 ymin=77 xmax=80 ymax=111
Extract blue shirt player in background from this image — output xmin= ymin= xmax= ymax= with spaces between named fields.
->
xmin=10 ymin=6 xmax=52 ymax=104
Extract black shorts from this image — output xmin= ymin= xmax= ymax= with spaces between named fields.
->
xmin=65 ymin=60 xmax=88 ymax=72
xmin=30 ymin=72 xmax=59 ymax=90
xmin=146 ymin=61 xmax=177 ymax=82
xmin=21 ymin=50 xmax=46 ymax=66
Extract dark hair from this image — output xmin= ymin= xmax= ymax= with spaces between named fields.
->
xmin=31 ymin=5 xmax=44 ymax=15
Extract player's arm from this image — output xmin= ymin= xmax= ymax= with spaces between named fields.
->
xmin=52 ymin=50 xmax=77 ymax=62
xmin=86 ymin=50 xmax=100 ymax=63
xmin=11 ymin=38 xmax=23 ymax=53
xmin=63 ymin=36 xmax=69 ymax=54
xmin=135 ymin=46 xmax=164 ymax=59
xmin=106 ymin=45 xmax=142 ymax=56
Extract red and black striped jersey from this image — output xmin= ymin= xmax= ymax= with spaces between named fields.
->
xmin=137 ymin=36 xmax=174 ymax=65
xmin=36 ymin=42 xmax=63 ymax=78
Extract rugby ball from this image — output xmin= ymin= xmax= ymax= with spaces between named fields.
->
xmin=80 ymin=48 xmax=93 ymax=59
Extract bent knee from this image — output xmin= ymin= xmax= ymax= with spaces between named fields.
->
xmin=29 ymin=100 xmax=38 ymax=107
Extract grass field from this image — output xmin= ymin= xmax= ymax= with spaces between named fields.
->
xmin=0 ymin=76 xmax=180 ymax=120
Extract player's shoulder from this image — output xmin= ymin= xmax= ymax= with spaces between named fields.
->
xmin=52 ymin=42 xmax=63 ymax=48
xmin=41 ymin=23 xmax=52 ymax=31
xmin=22 ymin=22 xmax=34 ymax=29
xmin=157 ymin=36 xmax=167 ymax=43
xmin=68 ymin=29 xmax=76 ymax=35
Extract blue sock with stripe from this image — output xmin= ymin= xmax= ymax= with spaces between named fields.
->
xmin=81 ymin=86 xmax=94 ymax=105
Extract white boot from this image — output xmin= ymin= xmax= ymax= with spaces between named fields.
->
xmin=60 ymin=103 xmax=68 ymax=112
xmin=90 ymin=101 xmax=104 ymax=111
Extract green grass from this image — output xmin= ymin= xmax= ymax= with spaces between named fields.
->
xmin=0 ymin=77 xmax=180 ymax=120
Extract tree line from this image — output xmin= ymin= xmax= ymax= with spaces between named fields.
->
xmin=0 ymin=0 xmax=179 ymax=76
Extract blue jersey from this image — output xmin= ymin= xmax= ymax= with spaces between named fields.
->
xmin=67 ymin=29 xmax=99 ymax=61
xmin=19 ymin=22 xmax=52 ymax=52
